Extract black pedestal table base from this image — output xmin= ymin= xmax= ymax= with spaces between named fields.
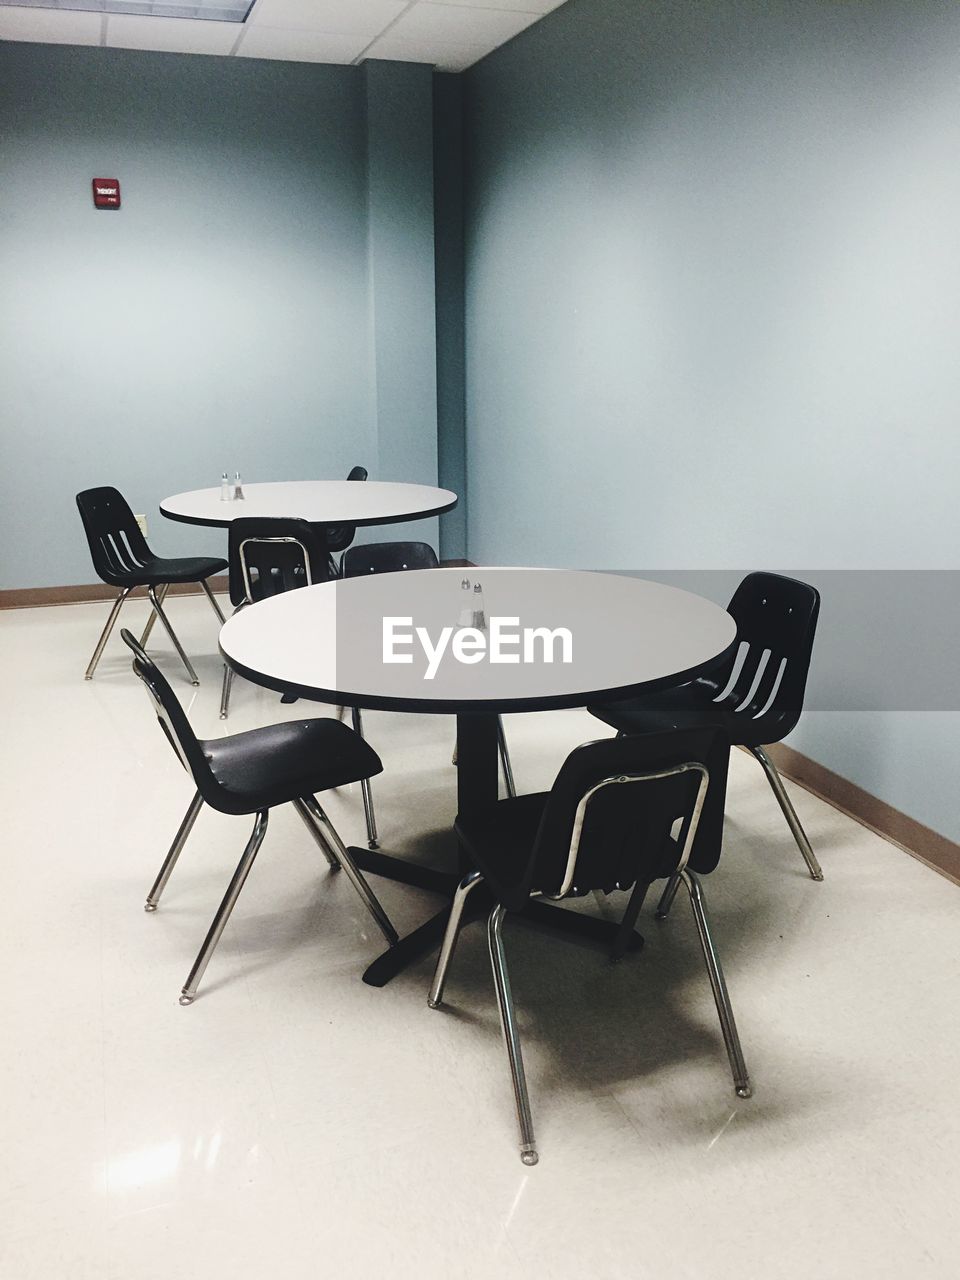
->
xmin=353 ymin=843 xmax=645 ymax=988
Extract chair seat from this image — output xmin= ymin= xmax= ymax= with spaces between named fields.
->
xmin=201 ymin=717 xmax=383 ymax=815
xmin=590 ymin=682 xmax=778 ymax=749
xmin=114 ymin=555 xmax=227 ymax=588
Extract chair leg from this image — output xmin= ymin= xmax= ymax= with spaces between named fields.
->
xmin=148 ymin=586 xmax=200 ymax=686
xmin=179 ymin=809 xmax=269 ymax=1005
xmin=138 ymin=582 xmax=168 ymax=649
xmin=610 ymin=879 xmax=650 ymax=962
xmin=219 ymin=663 xmax=236 ymax=720
xmin=497 ymin=717 xmax=516 ymax=798
xmin=200 ymin=577 xmax=226 ymax=625
xmin=84 ymin=587 xmax=132 ymax=678
xmin=749 ymin=745 xmax=824 ymax=881
xmin=145 ymin=791 xmax=203 ymax=911
xmin=297 ymin=795 xmax=398 ymax=946
xmin=351 ymin=706 xmax=379 ymax=849
xmin=680 ymin=868 xmax=752 ymax=1099
xmin=488 ymin=905 xmax=538 ymax=1166
xmin=428 ymin=870 xmax=484 ymax=1008
xmin=219 ymin=603 xmax=245 ymax=719
xmin=655 ymin=873 xmax=682 ymax=920
xmin=292 ymin=797 xmax=341 ymax=870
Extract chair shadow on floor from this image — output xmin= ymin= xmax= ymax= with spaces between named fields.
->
xmin=402 ymin=843 xmax=837 ymax=1141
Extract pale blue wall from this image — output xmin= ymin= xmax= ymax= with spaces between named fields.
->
xmin=0 ymin=43 xmax=442 ymax=586
xmin=462 ymin=0 xmax=960 ymax=840
xmin=363 ymin=60 xmax=440 ymax=552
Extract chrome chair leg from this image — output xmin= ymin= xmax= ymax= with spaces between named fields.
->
xmin=84 ymin=587 xmax=132 ymax=678
xmin=428 ymin=870 xmax=484 ymax=1008
xmin=351 ymin=706 xmax=379 ymax=849
xmin=292 ymin=797 xmax=341 ymax=871
xmin=218 ymin=603 xmax=245 ymax=719
xmin=655 ymin=872 xmax=682 ymax=920
xmin=179 ymin=809 xmax=269 ymax=1005
xmin=297 ymin=795 xmax=398 ymax=945
xmin=200 ymin=577 xmax=226 ymax=625
xmin=610 ymin=879 xmax=650 ymax=962
xmin=219 ymin=664 xmax=235 ymax=720
xmin=148 ymin=585 xmax=200 ymax=686
xmin=488 ymin=905 xmax=538 ymax=1166
xmin=138 ymin=582 xmax=168 ymax=649
xmin=145 ymin=790 xmax=203 ymax=911
xmin=497 ymin=717 xmax=516 ymax=798
xmin=749 ymin=745 xmax=823 ymax=881
xmin=680 ymin=868 xmax=752 ymax=1099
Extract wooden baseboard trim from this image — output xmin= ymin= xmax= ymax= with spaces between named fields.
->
xmin=764 ymin=742 xmax=960 ymax=888
xmin=0 ymin=577 xmax=229 ymax=609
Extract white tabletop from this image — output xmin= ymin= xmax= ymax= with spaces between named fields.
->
xmin=219 ymin=568 xmax=736 ymax=714
xmin=160 ymin=480 xmax=457 ymax=529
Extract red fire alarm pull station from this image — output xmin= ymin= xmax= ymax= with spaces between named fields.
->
xmin=92 ymin=179 xmax=120 ymax=209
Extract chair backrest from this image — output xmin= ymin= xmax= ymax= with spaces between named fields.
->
xmin=76 ymin=486 xmax=153 ymax=585
xmin=516 ymin=729 xmax=729 ymax=910
xmin=325 ymin=465 xmax=368 ymax=554
xmin=341 ymin=541 xmax=439 ymax=577
xmin=120 ymin=628 xmax=222 ymax=804
xmin=717 ymin=572 xmax=820 ymax=736
xmin=227 ymin=517 xmax=330 ymax=608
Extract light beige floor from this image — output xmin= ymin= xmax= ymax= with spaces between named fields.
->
xmin=2 ymin=594 xmax=959 ymax=1280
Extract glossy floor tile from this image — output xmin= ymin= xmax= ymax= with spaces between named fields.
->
xmin=1 ymin=594 xmax=959 ymax=1279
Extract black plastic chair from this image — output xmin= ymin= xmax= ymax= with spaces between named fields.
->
xmin=340 ymin=541 xmax=517 ymax=848
xmin=122 ymin=629 xmax=397 ymax=1005
xmin=76 ymin=485 xmax=227 ymax=685
xmin=590 ymin=572 xmax=823 ymax=882
xmin=219 ymin=517 xmax=331 ymax=720
xmin=323 ymin=464 xmax=367 ymax=576
xmin=428 ymin=728 xmax=748 ymax=1165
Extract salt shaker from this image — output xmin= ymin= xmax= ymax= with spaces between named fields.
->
xmin=458 ymin=577 xmax=474 ymax=628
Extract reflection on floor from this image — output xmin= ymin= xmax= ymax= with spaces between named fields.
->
xmin=2 ymin=594 xmax=959 ymax=1280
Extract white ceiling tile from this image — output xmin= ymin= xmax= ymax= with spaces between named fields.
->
xmin=0 ymin=5 xmax=101 ymax=44
xmin=247 ymin=0 xmax=406 ymax=35
xmin=236 ymin=26 xmax=365 ymax=63
xmin=364 ymin=35 xmax=490 ymax=73
xmin=389 ymin=3 xmax=538 ymax=44
xmin=105 ymin=13 xmax=240 ymax=52
xmin=432 ymin=0 xmax=568 ymax=12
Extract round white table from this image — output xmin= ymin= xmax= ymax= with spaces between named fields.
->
xmin=160 ymin=480 xmax=457 ymax=529
xmin=220 ymin=568 xmax=737 ymax=985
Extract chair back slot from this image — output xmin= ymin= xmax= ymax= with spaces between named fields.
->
xmin=730 ymin=645 xmax=771 ymax=712
xmin=711 ymin=639 xmax=749 ymax=704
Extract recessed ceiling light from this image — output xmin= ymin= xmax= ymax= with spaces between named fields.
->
xmin=0 ymin=0 xmax=255 ymax=21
